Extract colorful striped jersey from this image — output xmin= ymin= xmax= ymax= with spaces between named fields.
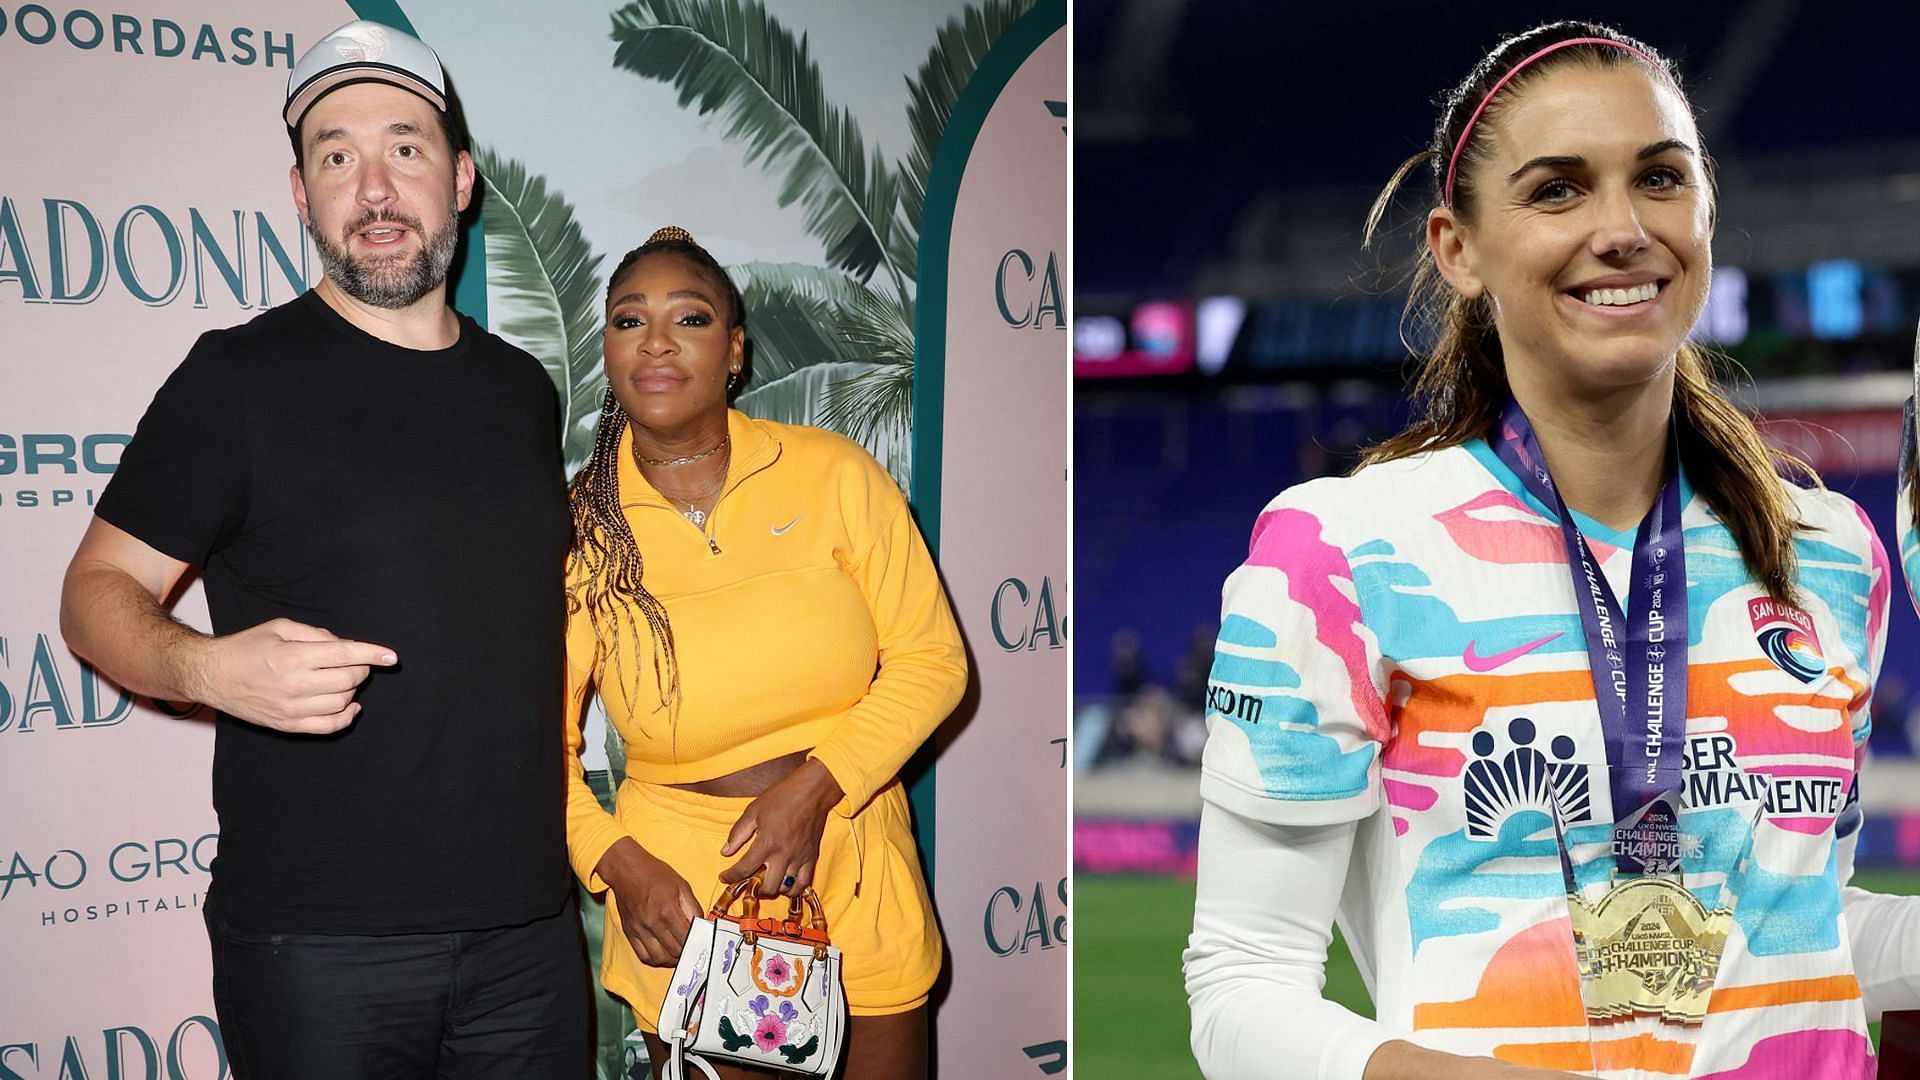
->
xmin=1201 ymin=441 xmax=1892 ymax=1078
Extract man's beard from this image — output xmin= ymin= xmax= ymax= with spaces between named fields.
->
xmin=309 ymin=205 xmax=460 ymax=310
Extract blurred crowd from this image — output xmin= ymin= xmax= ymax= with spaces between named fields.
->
xmin=1074 ymin=627 xmax=1217 ymax=771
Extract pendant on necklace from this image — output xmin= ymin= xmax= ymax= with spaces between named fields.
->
xmin=683 ymin=508 xmax=707 ymax=527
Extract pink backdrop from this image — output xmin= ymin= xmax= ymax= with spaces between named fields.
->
xmin=928 ymin=20 xmax=1070 ymax=1078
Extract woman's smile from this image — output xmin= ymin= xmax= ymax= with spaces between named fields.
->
xmin=1558 ymin=275 xmax=1669 ymax=320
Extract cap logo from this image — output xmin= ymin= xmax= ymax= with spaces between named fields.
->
xmin=332 ymin=24 xmax=388 ymax=63
xmin=285 ymin=20 xmax=448 ymax=128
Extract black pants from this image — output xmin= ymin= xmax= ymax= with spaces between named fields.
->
xmin=205 ymin=896 xmax=591 ymax=1080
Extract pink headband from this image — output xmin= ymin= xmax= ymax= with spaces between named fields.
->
xmin=1443 ymin=36 xmax=1679 ymax=208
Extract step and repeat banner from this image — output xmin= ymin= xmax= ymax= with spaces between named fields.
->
xmin=913 ymin=4 xmax=1068 ymax=1076
xmin=0 ymin=0 xmax=1067 ymax=1075
xmin=910 ymin=4 xmax=1067 ymax=1068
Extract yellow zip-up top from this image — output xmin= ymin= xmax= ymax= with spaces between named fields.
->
xmin=564 ymin=410 xmax=967 ymax=889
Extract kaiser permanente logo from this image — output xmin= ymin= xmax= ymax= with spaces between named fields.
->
xmin=1 ymin=196 xmax=312 ymax=309
xmin=0 ymin=5 xmax=295 ymax=68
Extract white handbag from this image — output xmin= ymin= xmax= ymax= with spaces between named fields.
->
xmin=656 ymin=876 xmax=846 ymax=1080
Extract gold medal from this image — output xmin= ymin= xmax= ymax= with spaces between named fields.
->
xmin=1568 ymin=876 xmax=1731 ymax=1025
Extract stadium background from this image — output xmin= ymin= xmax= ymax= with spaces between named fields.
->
xmin=1071 ymin=3 xmax=1920 ymax=1076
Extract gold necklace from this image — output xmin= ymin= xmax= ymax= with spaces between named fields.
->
xmin=635 ymin=442 xmax=731 ymax=527
xmin=635 ymin=434 xmax=730 ymax=467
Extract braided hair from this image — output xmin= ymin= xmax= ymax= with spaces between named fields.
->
xmin=565 ymin=225 xmax=747 ymax=728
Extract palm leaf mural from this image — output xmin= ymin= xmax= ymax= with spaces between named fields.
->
xmin=821 ymin=360 xmax=914 ymax=478
xmin=610 ymin=0 xmax=909 ymax=301
xmin=474 ymin=146 xmax=609 ymax=472
xmin=819 ymin=285 xmax=915 ymax=468
xmin=732 ymin=264 xmax=913 ymax=477
xmin=894 ymin=0 xmax=1034 ymax=285
xmin=736 ymin=359 xmax=881 ymax=428
xmin=731 ymin=261 xmax=878 ymax=380
xmin=607 ymin=0 xmax=1034 ymax=488
xmin=838 ymin=278 xmax=916 ymax=365
xmin=734 ymin=359 xmax=905 ymax=476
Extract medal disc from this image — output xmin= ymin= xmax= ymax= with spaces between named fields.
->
xmin=1569 ymin=876 xmax=1731 ymax=1025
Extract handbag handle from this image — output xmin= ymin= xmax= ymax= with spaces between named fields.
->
xmin=710 ymin=874 xmax=765 ymax=921
xmin=772 ymin=888 xmax=830 ymax=960
xmin=710 ymin=874 xmax=833 ymax=959
xmin=709 ymin=874 xmax=829 ymax=928
xmin=784 ymin=888 xmax=828 ymax=935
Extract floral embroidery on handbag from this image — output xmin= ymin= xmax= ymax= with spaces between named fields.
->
xmin=751 ymin=946 xmax=805 ymax=995
xmin=656 ymin=876 xmax=844 ymax=1079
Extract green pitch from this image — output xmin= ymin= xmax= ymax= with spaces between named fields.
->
xmin=1074 ymin=870 xmax=1920 ymax=1079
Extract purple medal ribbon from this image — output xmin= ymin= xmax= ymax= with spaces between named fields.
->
xmin=1490 ymin=399 xmax=1689 ymax=874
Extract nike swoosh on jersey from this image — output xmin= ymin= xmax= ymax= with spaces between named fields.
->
xmin=1462 ymin=632 xmax=1565 ymax=672
xmin=772 ymin=514 xmax=804 ymax=536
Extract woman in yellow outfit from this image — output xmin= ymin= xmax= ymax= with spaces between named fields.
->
xmin=562 ymin=226 xmax=967 ymax=1079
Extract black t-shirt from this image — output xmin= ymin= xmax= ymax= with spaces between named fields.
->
xmin=96 ymin=290 xmax=572 ymax=934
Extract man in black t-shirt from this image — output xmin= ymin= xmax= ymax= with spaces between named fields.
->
xmin=59 ymin=21 xmax=586 ymax=1080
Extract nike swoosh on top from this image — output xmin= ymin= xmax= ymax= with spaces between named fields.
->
xmin=1462 ymin=632 xmax=1565 ymax=672
xmin=772 ymin=514 xmax=804 ymax=536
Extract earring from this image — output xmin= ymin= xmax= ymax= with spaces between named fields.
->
xmin=727 ymin=370 xmax=740 ymax=391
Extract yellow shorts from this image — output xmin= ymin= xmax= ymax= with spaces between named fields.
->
xmin=599 ymin=777 xmax=942 ymax=1030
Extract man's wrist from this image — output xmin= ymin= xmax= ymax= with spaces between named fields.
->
xmin=163 ymin=624 xmax=219 ymax=708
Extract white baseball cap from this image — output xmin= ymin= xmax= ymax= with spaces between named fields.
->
xmin=285 ymin=20 xmax=447 ymax=129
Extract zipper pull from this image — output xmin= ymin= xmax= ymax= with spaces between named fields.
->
xmin=707 ymin=535 xmax=722 ymax=556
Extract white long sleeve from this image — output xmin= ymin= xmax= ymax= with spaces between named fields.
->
xmin=1184 ymin=800 xmax=1399 ymax=1080
xmin=1842 ymin=885 xmax=1920 ymax=1018
xmin=1829 ymin=769 xmax=1920 ymax=1019
xmin=1838 ymin=788 xmax=1920 ymax=1019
